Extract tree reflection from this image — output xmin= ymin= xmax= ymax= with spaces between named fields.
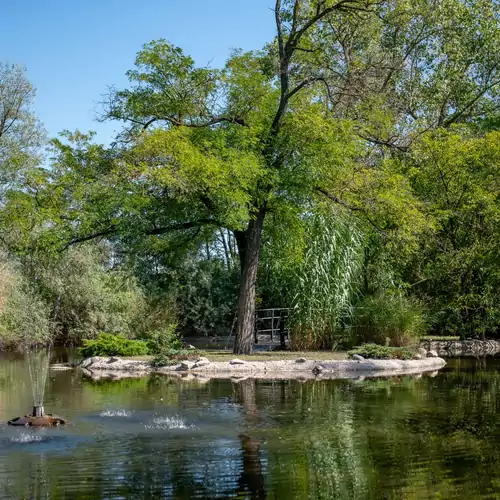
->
xmin=4 ymin=358 xmax=500 ymax=498
xmin=234 ymin=379 xmax=266 ymax=499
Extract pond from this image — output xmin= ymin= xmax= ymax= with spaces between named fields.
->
xmin=0 ymin=352 xmax=499 ymax=499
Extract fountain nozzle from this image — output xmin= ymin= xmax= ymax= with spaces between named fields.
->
xmin=32 ymin=405 xmax=45 ymax=417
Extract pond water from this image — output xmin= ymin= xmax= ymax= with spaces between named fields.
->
xmin=0 ymin=352 xmax=499 ymax=499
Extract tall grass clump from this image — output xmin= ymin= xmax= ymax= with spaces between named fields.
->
xmin=288 ymin=211 xmax=364 ymax=350
xmin=351 ymin=291 xmax=426 ymax=347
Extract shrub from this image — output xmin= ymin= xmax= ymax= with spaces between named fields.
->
xmin=348 ymin=343 xmax=416 ymax=360
xmin=38 ymin=246 xmax=146 ymax=345
xmin=79 ymin=333 xmax=149 ymax=358
xmin=146 ymin=325 xmax=182 ymax=354
xmin=0 ymin=255 xmax=51 ymax=349
xmin=351 ymin=291 xmax=426 ymax=347
xmin=145 ymin=325 xmax=197 ymax=367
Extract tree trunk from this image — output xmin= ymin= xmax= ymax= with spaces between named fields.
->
xmin=233 ymin=208 xmax=266 ymax=354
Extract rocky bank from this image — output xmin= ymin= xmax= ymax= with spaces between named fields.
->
xmin=79 ymin=353 xmax=446 ymax=381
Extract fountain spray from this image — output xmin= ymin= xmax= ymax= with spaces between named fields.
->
xmin=8 ymin=346 xmax=68 ymax=427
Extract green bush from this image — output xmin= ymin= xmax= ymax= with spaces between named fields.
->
xmin=0 ymin=255 xmax=51 ymax=349
xmin=79 ymin=333 xmax=149 ymax=358
xmin=348 ymin=343 xmax=416 ymax=360
xmin=145 ymin=325 xmax=196 ymax=367
xmin=146 ymin=325 xmax=182 ymax=354
xmin=352 ymin=291 xmax=426 ymax=347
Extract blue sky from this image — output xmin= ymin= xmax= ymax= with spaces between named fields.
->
xmin=2 ymin=0 xmax=275 ymax=144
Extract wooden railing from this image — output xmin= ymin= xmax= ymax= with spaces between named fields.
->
xmin=254 ymin=308 xmax=290 ymax=348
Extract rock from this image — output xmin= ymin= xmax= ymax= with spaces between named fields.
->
xmin=50 ymin=363 xmax=73 ymax=371
xmin=193 ymin=357 xmax=210 ymax=368
xmin=180 ymin=360 xmax=196 ymax=370
xmin=351 ymin=354 xmax=364 ymax=361
xmin=109 ymin=356 xmax=121 ymax=363
xmin=417 ymin=347 xmax=428 ymax=357
xmin=229 ymin=358 xmax=246 ymax=365
xmin=80 ymin=358 xmax=91 ymax=369
xmin=295 ymin=357 xmax=307 ymax=363
xmin=414 ymin=354 xmax=423 ymax=359
xmin=312 ymin=364 xmax=324 ymax=375
xmin=80 ymin=357 xmax=98 ymax=368
xmin=426 ymin=350 xmax=439 ymax=358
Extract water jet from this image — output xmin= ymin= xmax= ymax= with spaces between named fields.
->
xmin=8 ymin=348 xmax=68 ymax=427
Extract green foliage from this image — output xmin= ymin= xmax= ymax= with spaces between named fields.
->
xmin=0 ymin=254 xmax=50 ymax=349
xmin=2 ymin=2 xmax=500 ymax=351
xmin=351 ymin=292 xmax=426 ymax=347
xmin=79 ymin=333 xmax=149 ymax=358
xmin=145 ymin=324 xmax=195 ymax=367
xmin=405 ymin=130 xmax=500 ymax=339
xmin=32 ymin=245 xmax=146 ymax=344
xmin=146 ymin=325 xmax=182 ymax=353
xmin=0 ymin=62 xmax=45 ymax=191
xmin=348 ymin=343 xmax=416 ymax=360
xmin=175 ymin=259 xmax=239 ymax=337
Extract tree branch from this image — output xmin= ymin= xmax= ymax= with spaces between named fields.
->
xmin=315 ymin=186 xmax=385 ymax=232
xmin=62 ymin=218 xmax=220 ymax=250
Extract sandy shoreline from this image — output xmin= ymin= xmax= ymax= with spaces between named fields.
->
xmin=77 ymin=355 xmax=447 ymax=381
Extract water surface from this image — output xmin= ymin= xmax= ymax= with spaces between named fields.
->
xmin=0 ymin=353 xmax=499 ymax=499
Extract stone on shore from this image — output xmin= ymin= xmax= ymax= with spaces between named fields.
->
xmin=295 ymin=357 xmax=307 ymax=363
xmin=229 ymin=358 xmax=246 ymax=365
xmin=180 ymin=360 xmax=196 ymax=370
xmin=193 ymin=357 xmax=210 ymax=368
xmin=80 ymin=354 xmax=447 ymax=381
xmin=417 ymin=347 xmax=428 ymax=357
xmin=80 ymin=356 xmax=101 ymax=368
xmin=313 ymin=364 xmax=324 ymax=375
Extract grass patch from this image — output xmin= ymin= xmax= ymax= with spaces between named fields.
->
xmin=128 ymin=350 xmax=348 ymax=362
xmin=348 ymin=343 xmax=417 ymax=360
xmin=421 ymin=335 xmax=460 ymax=341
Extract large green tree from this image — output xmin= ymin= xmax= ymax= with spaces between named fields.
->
xmin=46 ymin=1 xmax=387 ymax=353
xmin=0 ymin=63 xmax=44 ymax=202
xmin=404 ymin=130 xmax=500 ymax=338
xmin=20 ymin=0 xmax=499 ymax=351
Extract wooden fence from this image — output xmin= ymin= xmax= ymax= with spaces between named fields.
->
xmin=254 ymin=308 xmax=290 ymax=348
